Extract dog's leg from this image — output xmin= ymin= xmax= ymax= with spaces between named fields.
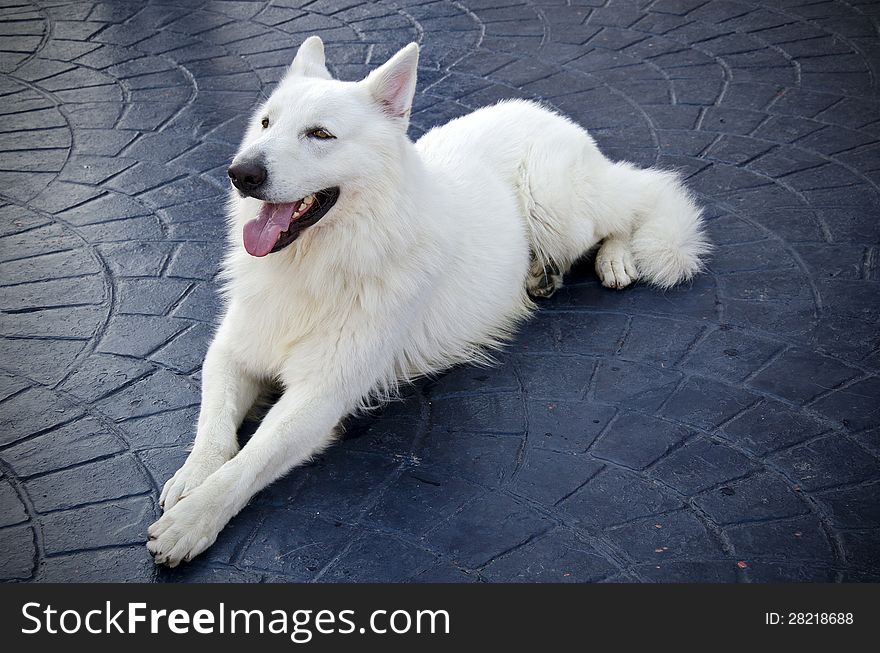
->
xmin=595 ymin=235 xmax=639 ymax=289
xmin=147 ymin=382 xmax=347 ymax=566
xmin=160 ymin=343 xmax=261 ymax=511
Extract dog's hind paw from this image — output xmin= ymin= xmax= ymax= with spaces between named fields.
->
xmin=596 ymin=237 xmax=638 ymax=290
xmin=527 ymin=254 xmax=563 ymax=299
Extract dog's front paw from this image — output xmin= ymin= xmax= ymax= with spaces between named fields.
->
xmin=147 ymin=488 xmax=225 ymax=567
xmin=160 ymin=451 xmax=228 ymax=511
xmin=596 ymin=239 xmax=638 ymax=290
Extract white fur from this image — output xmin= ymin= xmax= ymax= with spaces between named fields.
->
xmin=147 ymin=37 xmax=709 ymax=566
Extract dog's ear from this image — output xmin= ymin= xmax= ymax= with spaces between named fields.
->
xmin=363 ymin=43 xmax=419 ymax=128
xmin=288 ymin=36 xmax=331 ymax=79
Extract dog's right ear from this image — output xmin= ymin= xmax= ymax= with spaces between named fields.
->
xmin=362 ymin=43 xmax=419 ymax=129
xmin=288 ymin=36 xmax=331 ymax=80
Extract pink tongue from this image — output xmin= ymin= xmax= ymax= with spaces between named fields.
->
xmin=243 ymin=202 xmax=298 ymax=257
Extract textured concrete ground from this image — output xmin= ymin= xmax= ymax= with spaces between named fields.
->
xmin=1 ymin=0 xmax=879 ymax=583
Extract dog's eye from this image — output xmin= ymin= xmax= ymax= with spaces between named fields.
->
xmin=307 ymin=127 xmax=335 ymax=140
xmin=261 ymin=117 xmax=269 ymax=129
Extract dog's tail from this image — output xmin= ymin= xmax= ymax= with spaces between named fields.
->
xmin=616 ymin=164 xmax=711 ymax=288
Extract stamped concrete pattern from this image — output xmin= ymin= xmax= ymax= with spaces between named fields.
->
xmin=0 ymin=0 xmax=879 ymax=583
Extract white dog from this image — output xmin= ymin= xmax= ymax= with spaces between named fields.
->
xmin=147 ymin=37 xmax=709 ymax=566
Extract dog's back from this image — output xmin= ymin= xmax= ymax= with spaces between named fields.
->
xmin=417 ymin=99 xmax=710 ymax=289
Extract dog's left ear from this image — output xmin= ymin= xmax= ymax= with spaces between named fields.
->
xmin=288 ymin=35 xmax=331 ymax=79
xmin=363 ymin=43 xmax=419 ymax=128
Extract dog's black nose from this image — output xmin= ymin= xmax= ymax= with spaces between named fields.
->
xmin=228 ymin=161 xmax=267 ymax=193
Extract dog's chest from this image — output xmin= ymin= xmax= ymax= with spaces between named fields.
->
xmin=222 ymin=266 xmax=382 ymax=380
xmin=220 ymin=284 xmax=317 ymax=377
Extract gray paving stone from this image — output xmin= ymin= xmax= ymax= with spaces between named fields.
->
xmin=0 ymin=478 xmax=27 ymax=527
xmin=417 ymin=429 xmax=520 ymax=486
xmin=725 ymin=515 xmax=835 ymax=562
xmin=282 ymin=450 xmax=401 ymax=522
xmin=94 ymin=368 xmax=199 ymax=420
xmin=148 ymin=321 xmax=212 ymax=374
xmin=96 ymin=314 xmax=189 ymax=358
xmin=236 ymin=509 xmax=357 ymax=579
xmin=59 ymin=155 xmax=136 ymax=184
xmin=62 ymin=102 xmax=123 ymax=128
xmin=2 ymin=416 xmax=125 ymax=477
xmin=428 ymin=359 xmax=518 ymax=396
xmin=634 ymin=560 xmax=739 ymax=582
xmin=719 ymin=399 xmax=827 ymax=455
xmin=0 ymin=386 xmax=83 ymax=446
xmin=591 ymin=412 xmax=691 ymax=470
xmin=0 ymin=372 xmax=28 ymax=402
xmin=73 ymin=128 xmax=139 ymax=156
xmin=161 ymin=562 xmax=263 ymax=583
xmin=340 ymin=415 xmax=419 ymax=458
xmin=57 ymin=353 xmax=152 ymax=403
xmin=606 ymin=510 xmax=724 ymax=561
xmin=0 ymin=525 xmax=35 ymax=580
xmin=840 ymin=529 xmax=880 ymax=573
xmin=40 ymin=494 xmax=156 ymax=555
xmin=555 ymin=312 xmax=629 ymax=355
xmin=526 ymin=399 xmax=616 ymax=453
xmin=0 ymin=275 xmax=104 ymax=311
xmin=515 ymin=354 xmax=595 ymax=399
xmin=650 ymin=438 xmax=760 ymax=495
xmin=616 ymin=315 xmax=703 ymax=365
xmin=693 ymin=472 xmax=810 ymax=525
xmin=116 ymin=277 xmax=192 ymax=316
xmin=430 ymin=393 xmax=525 ymax=433
xmin=819 ymin=279 xmax=880 ymax=324
xmin=135 ymin=444 xmax=189 ymax=488
xmin=681 ymin=327 xmax=782 ymax=383
xmin=0 ymin=222 xmax=84 ymax=262
xmin=59 ymin=191 xmax=151 ymax=224
xmin=813 ymin=482 xmax=880 ymax=528
xmin=322 ymin=533 xmax=440 ymax=582
xmin=163 ymin=241 xmax=224 ymax=279
xmin=0 ymin=304 xmax=103 ymax=339
xmin=81 ymin=213 xmax=164 ymax=243
xmin=661 ymin=377 xmax=758 ymax=430
xmin=510 ymin=449 xmax=603 ymax=504
xmin=769 ymin=435 xmax=879 ymax=492
xmin=481 ymin=528 xmax=618 ymax=582
xmin=560 ymin=467 xmax=683 ymax=528
xmin=365 ymin=471 xmax=483 ymax=537
xmin=427 ymin=491 xmax=553 ymax=568
xmin=0 ymin=204 xmax=50 ymax=237
xmin=810 ymin=377 xmax=880 ymax=431
xmin=710 ymin=240 xmax=796 ymax=275
xmin=39 ymin=546 xmax=156 ymax=582
xmin=25 ymin=454 xmax=152 ymax=512
xmin=594 ymin=359 xmax=683 ymax=411
xmin=740 ymin=562 xmax=836 ymax=582
xmin=0 ymin=337 xmax=86 ymax=386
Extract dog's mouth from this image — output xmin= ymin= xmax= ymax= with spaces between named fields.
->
xmin=242 ymin=187 xmax=340 ymax=257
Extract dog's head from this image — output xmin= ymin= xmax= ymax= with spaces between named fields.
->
xmin=228 ymin=37 xmax=419 ymax=257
